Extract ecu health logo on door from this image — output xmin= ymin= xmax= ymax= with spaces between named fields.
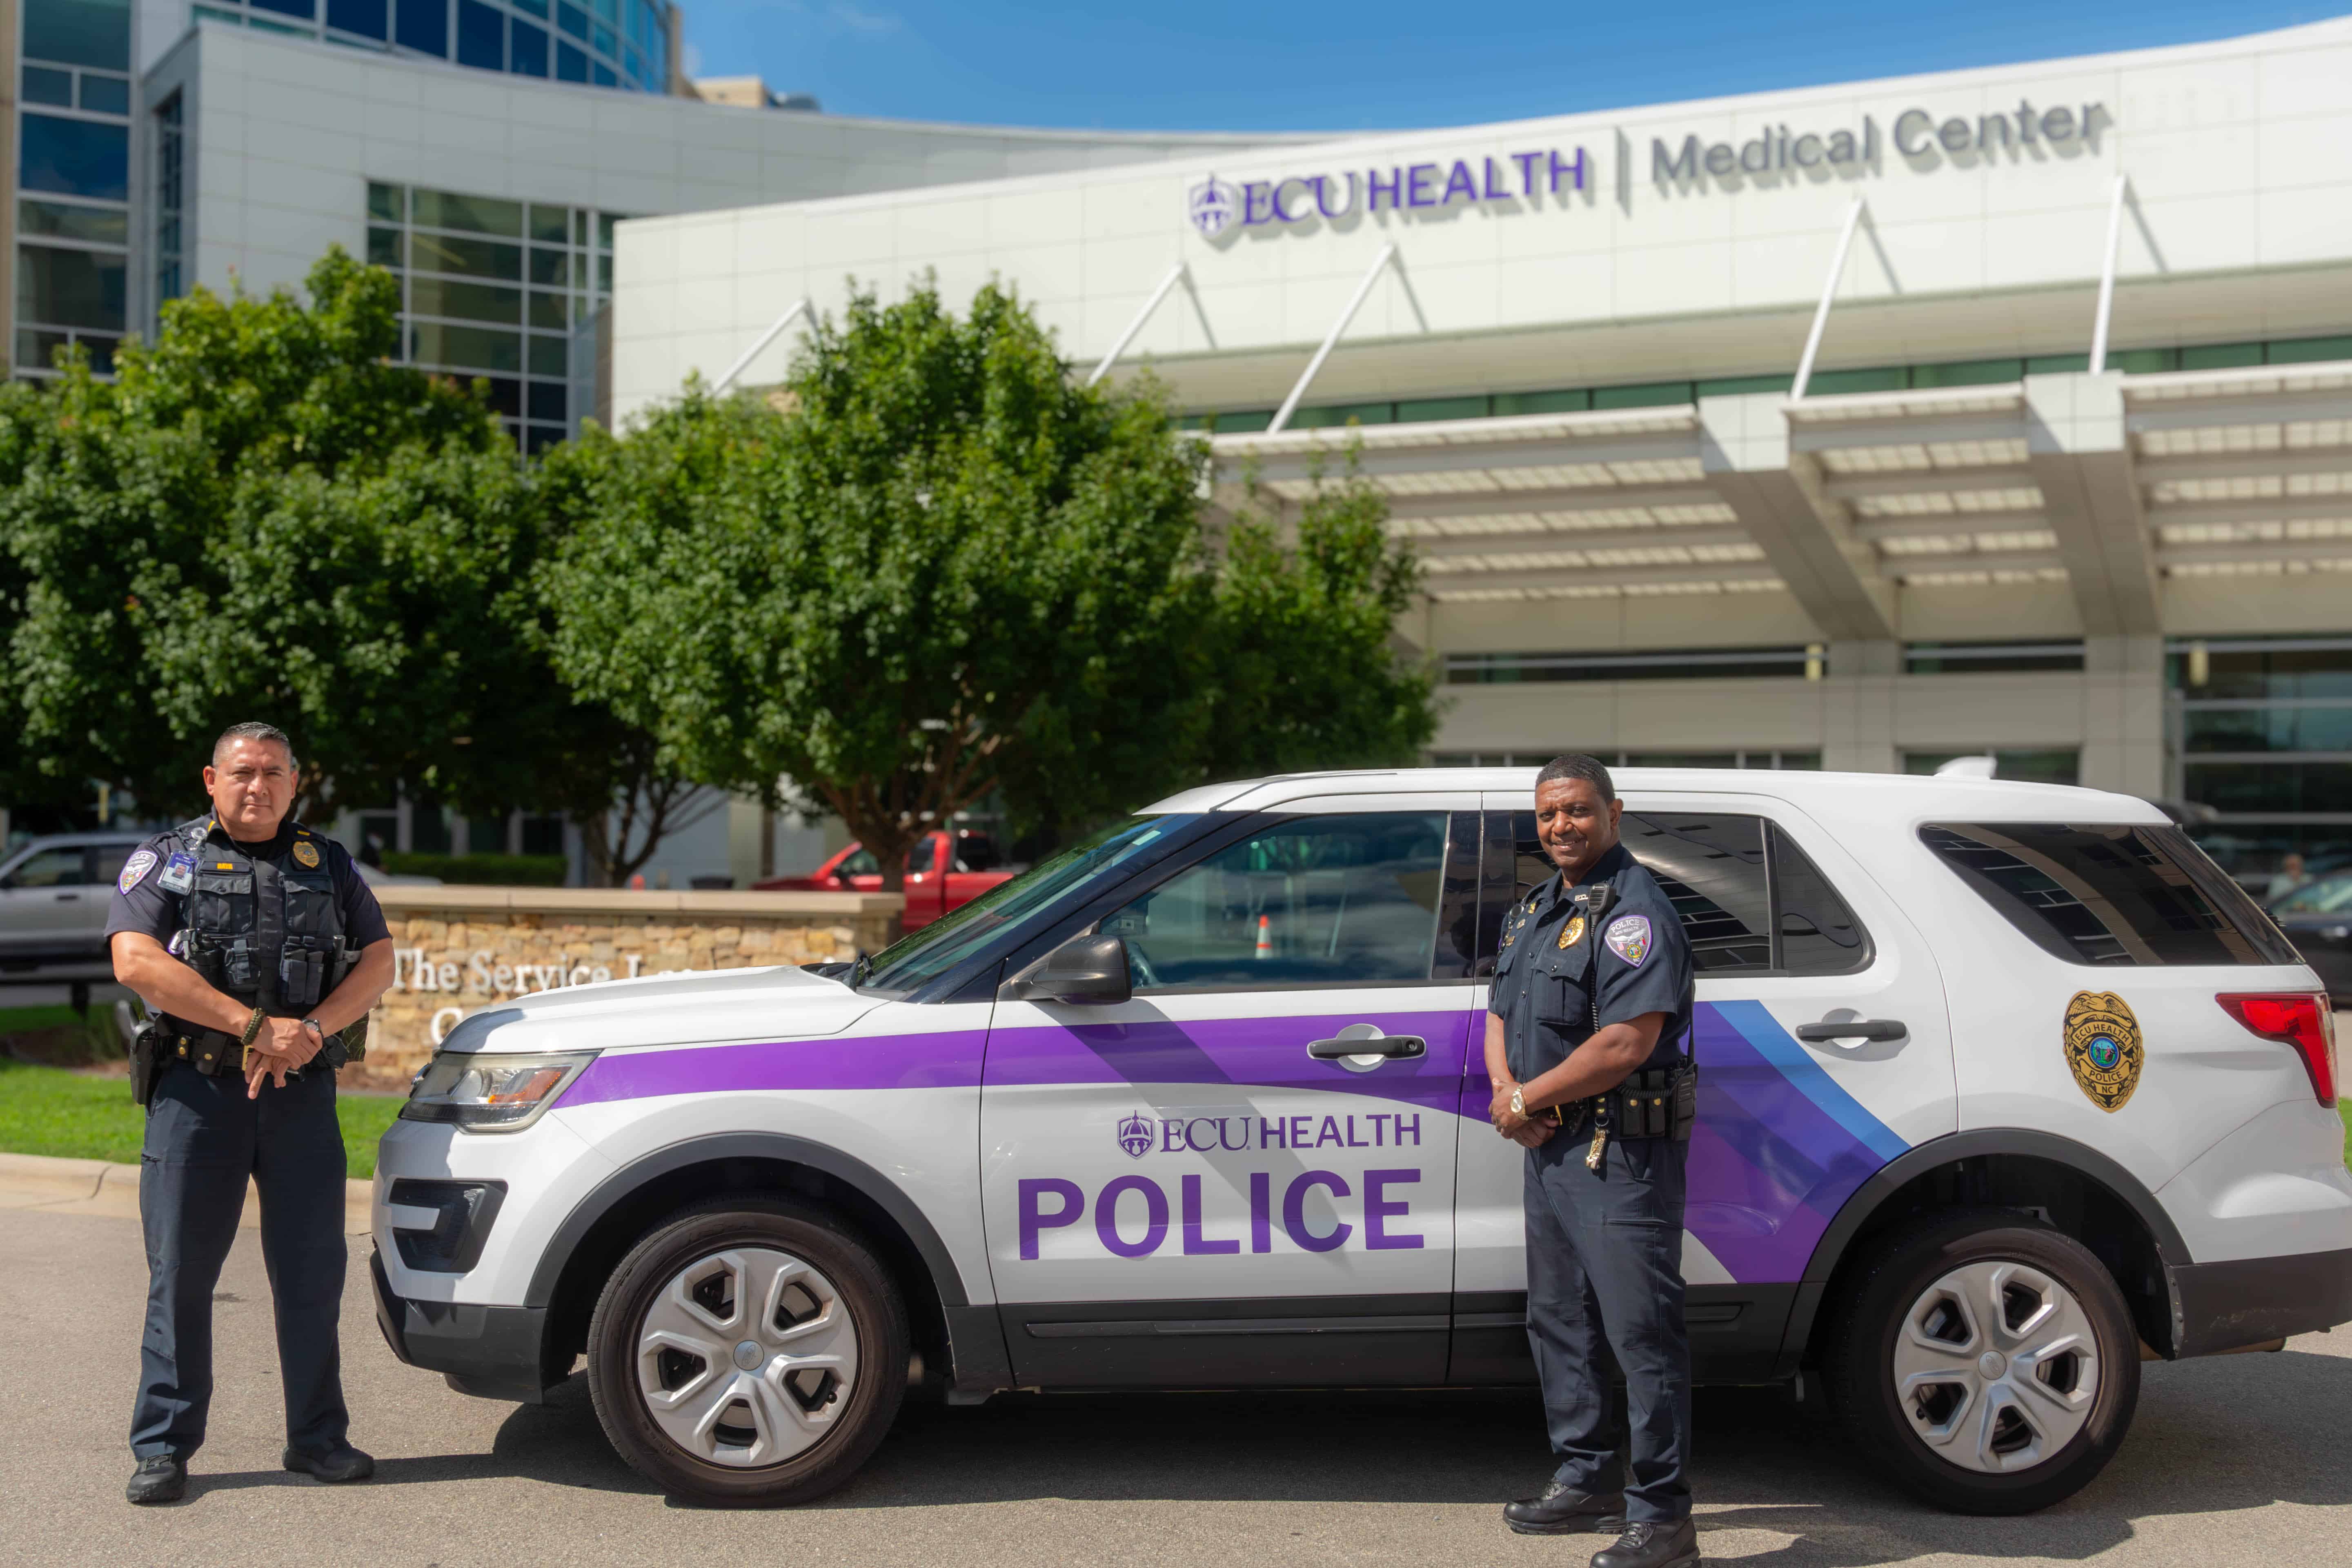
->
xmin=2063 ymin=991 xmax=2143 ymax=1112
xmin=1117 ymin=1110 xmax=1156 ymax=1159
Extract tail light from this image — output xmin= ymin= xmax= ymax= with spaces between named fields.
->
xmin=2216 ymin=993 xmax=2337 ymax=1107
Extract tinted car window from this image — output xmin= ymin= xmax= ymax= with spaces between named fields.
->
xmin=1104 ymin=813 xmax=1449 ymax=991
xmin=1479 ymin=812 xmax=1869 ymax=976
xmin=1771 ymin=825 xmax=1871 ymax=974
xmin=1922 ymin=822 xmax=2301 ymax=967
xmin=4 ymin=847 xmax=88 ymax=888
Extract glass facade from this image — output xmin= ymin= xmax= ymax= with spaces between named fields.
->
xmin=153 ymin=94 xmax=185 ymax=311
xmin=1428 ymin=750 xmax=1822 ymax=770
xmin=2169 ymin=637 xmax=2352 ymax=880
xmin=367 ymin=180 xmax=618 ymax=451
xmin=15 ymin=0 xmax=135 ymax=377
xmin=189 ymin=0 xmax=673 ymax=93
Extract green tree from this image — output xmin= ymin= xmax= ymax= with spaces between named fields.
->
xmin=547 ymin=279 xmax=1436 ymax=897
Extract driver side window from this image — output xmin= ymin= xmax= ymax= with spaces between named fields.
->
xmin=1100 ymin=813 xmax=1450 ymax=992
xmin=4 ymin=847 xmax=89 ymax=889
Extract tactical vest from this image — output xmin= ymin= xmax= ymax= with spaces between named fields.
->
xmin=171 ymin=816 xmax=354 ymax=1015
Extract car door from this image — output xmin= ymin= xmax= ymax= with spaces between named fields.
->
xmin=980 ymin=802 xmax=1483 ymax=1386
xmin=0 ymin=845 xmax=95 ymax=961
xmin=1450 ymin=793 xmax=1955 ymax=1384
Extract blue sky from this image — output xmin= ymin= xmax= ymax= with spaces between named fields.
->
xmin=675 ymin=2 xmax=2339 ymax=131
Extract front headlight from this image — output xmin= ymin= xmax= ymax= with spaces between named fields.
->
xmin=399 ymin=1050 xmax=597 ymax=1132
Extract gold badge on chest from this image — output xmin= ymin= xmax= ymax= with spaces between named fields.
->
xmin=291 ymin=839 xmax=320 ymax=869
xmin=1559 ymin=914 xmax=1587 ymax=949
xmin=2063 ymin=990 xmax=2143 ymax=1112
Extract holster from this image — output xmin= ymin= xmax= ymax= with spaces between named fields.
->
xmin=129 ymin=1022 xmax=163 ymax=1109
xmin=1592 ymin=1062 xmax=1698 ymax=1141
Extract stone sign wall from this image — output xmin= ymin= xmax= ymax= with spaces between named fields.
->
xmin=360 ymin=886 xmax=901 ymax=1085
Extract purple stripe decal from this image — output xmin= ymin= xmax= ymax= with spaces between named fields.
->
xmin=561 ymin=1030 xmax=988 ymax=1107
xmin=1681 ymin=1001 xmax=1905 ymax=1283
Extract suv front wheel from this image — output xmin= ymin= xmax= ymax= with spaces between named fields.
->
xmin=586 ymin=1197 xmax=909 ymax=1506
xmin=1823 ymin=1211 xmax=2140 ymax=1514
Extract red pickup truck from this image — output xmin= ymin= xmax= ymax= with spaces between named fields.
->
xmin=754 ymin=829 xmax=1017 ymax=929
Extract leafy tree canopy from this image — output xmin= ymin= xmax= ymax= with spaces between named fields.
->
xmin=547 ymin=278 xmax=1436 ymax=892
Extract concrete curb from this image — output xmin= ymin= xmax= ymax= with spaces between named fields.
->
xmin=0 ymin=1150 xmax=374 ymax=1235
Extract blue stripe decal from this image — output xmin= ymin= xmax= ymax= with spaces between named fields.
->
xmin=1711 ymin=999 xmax=1910 ymax=1165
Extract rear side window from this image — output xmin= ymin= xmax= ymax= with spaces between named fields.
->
xmin=1479 ymin=812 xmax=1871 ymax=976
xmin=1921 ymin=822 xmax=2300 ymax=967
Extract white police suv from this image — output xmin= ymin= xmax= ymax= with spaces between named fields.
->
xmin=372 ymin=768 xmax=2352 ymax=1514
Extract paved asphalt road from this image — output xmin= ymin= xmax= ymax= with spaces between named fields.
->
xmin=6 ymin=1205 xmax=2346 ymax=1568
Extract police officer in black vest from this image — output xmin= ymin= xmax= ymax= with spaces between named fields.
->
xmin=106 ymin=723 xmax=397 ymax=1505
xmin=1488 ymin=755 xmax=1700 ymax=1568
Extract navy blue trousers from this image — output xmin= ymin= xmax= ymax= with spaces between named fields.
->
xmin=1523 ymin=1129 xmax=1693 ymax=1523
xmin=132 ymin=1063 xmax=350 ymax=1459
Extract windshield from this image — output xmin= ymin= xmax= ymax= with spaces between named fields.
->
xmin=2276 ymin=874 xmax=2352 ymax=915
xmin=859 ymin=815 xmax=1202 ymax=993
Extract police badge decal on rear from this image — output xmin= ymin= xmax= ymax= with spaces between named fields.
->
xmin=2063 ymin=991 xmax=2143 ymax=1112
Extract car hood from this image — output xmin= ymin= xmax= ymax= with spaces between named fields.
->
xmin=434 ymin=964 xmax=881 ymax=1056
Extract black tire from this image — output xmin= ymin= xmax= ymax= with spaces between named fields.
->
xmin=1821 ymin=1209 xmax=2140 ymax=1515
xmin=586 ymin=1196 xmax=908 ymax=1507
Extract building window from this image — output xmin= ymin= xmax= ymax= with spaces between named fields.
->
xmin=24 ymin=0 xmax=132 ymax=69
xmin=1428 ymin=750 xmax=1819 ymax=770
xmin=154 ymin=94 xmax=186 ymax=314
xmin=1904 ymin=640 xmax=2086 ymax=675
xmin=2168 ymin=636 xmax=2352 ymax=882
xmin=15 ymin=1 xmax=133 ymax=380
xmin=367 ymin=178 xmax=619 ymax=449
xmin=1903 ymin=750 xmax=2081 ymax=786
xmin=195 ymin=0 xmax=666 ymax=90
xmin=1445 ymin=646 xmax=1822 ymax=684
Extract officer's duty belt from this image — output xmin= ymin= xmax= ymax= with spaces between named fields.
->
xmin=167 ymin=1029 xmax=316 ymax=1081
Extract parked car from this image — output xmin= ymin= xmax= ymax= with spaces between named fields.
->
xmin=373 ymin=768 xmax=2351 ymax=1514
xmin=2269 ymin=870 xmax=2352 ymax=995
xmin=755 ymin=829 xmax=1016 ymax=928
xmin=0 ymin=832 xmax=148 ymax=977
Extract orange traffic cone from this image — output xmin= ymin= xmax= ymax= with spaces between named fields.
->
xmin=1255 ymin=914 xmax=1273 ymax=960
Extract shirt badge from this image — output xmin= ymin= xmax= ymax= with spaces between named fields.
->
xmin=292 ymin=840 xmax=320 ymax=869
xmin=159 ymin=852 xmax=196 ymax=894
xmin=1559 ymin=914 xmax=1587 ymax=949
xmin=1605 ymin=914 xmax=1653 ymax=968
xmin=116 ymin=849 xmax=158 ymax=894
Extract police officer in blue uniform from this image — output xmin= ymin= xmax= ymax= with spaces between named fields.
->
xmin=1487 ymin=754 xmax=1700 ymax=1568
xmin=105 ymin=723 xmax=397 ymax=1505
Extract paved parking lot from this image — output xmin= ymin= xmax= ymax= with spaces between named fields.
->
xmin=6 ymin=1203 xmax=2346 ymax=1568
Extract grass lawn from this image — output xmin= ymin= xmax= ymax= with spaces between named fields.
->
xmin=0 ymin=1059 xmax=406 ymax=1177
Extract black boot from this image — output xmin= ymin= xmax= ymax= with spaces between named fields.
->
xmin=1503 ymin=1477 xmax=1626 ymax=1535
xmin=1591 ymin=1517 xmax=1700 ymax=1568
xmin=283 ymin=1443 xmax=375 ymax=1483
xmin=127 ymin=1455 xmax=187 ymax=1505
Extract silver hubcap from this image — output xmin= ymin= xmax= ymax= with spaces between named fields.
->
xmin=635 ymin=1247 xmax=859 ymax=1468
xmin=1891 ymin=1259 xmax=2101 ymax=1473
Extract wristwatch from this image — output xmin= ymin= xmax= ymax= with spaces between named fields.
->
xmin=301 ymin=1018 xmax=326 ymax=1041
xmin=1509 ymin=1085 xmax=1526 ymax=1118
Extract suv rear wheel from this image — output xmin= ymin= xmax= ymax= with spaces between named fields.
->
xmin=1822 ymin=1210 xmax=2140 ymax=1514
xmin=586 ymin=1197 xmax=908 ymax=1506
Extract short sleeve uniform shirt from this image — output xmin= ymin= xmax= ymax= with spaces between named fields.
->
xmin=1489 ymin=841 xmax=1694 ymax=1085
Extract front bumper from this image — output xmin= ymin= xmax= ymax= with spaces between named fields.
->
xmin=371 ymin=1248 xmax=551 ymax=1404
xmin=2171 ymin=1245 xmax=2352 ymax=1357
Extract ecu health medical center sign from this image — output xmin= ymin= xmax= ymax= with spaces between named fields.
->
xmin=1183 ymin=95 xmax=2111 ymax=240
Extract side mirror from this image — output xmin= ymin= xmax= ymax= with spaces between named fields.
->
xmin=1001 ymin=932 xmax=1131 ymax=1005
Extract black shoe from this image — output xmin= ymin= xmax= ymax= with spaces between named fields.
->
xmin=1503 ymin=1477 xmax=1626 ymax=1535
xmin=282 ymin=1443 xmax=374 ymax=1483
xmin=127 ymin=1455 xmax=187 ymax=1506
xmin=1592 ymin=1517 xmax=1700 ymax=1568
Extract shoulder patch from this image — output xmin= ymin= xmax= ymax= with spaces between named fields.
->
xmin=1604 ymin=913 xmax=1653 ymax=968
xmin=116 ymin=848 xmax=159 ymax=894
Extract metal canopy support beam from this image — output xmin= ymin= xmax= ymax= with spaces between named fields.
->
xmin=1698 ymin=391 xmax=1896 ymax=641
xmin=1790 ymin=196 xmax=1866 ymax=402
xmin=1086 ymin=262 xmax=1188 ymax=388
xmin=1268 ymin=243 xmax=1397 ymax=434
xmin=2088 ymin=176 xmax=2129 ymax=376
xmin=713 ymin=298 xmax=810 ymax=393
xmin=2025 ymin=371 xmax=2160 ymax=635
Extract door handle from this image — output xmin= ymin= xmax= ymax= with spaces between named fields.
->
xmin=53 ymin=892 xmax=80 ymax=902
xmin=1794 ymin=1018 xmax=1907 ymax=1043
xmin=1307 ymin=1034 xmax=1426 ymax=1061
